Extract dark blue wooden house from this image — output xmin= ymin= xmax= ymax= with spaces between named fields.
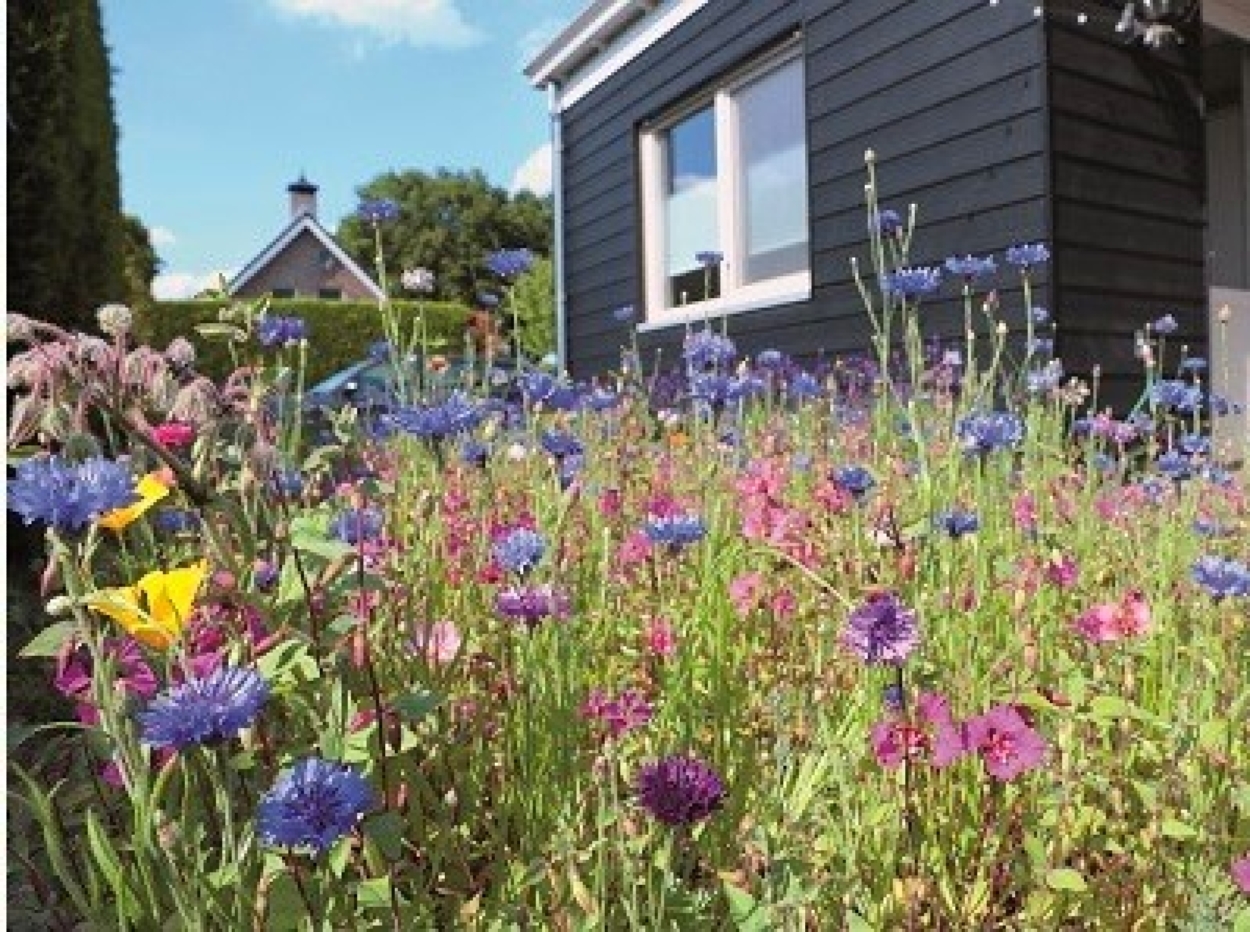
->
xmin=526 ymin=0 xmax=1249 ymax=421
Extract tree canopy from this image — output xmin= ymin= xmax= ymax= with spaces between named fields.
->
xmin=335 ymin=168 xmax=553 ymax=307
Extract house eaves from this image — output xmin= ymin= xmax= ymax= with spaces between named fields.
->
xmin=228 ymin=214 xmax=384 ymax=301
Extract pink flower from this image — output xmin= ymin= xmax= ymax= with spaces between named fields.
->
xmin=644 ymin=617 xmax=677 ymax=660
xmin=1012 ymin=492 xmax=1037 ymax=532
xmin=1073 ymin=590 xmax=1151 ymax=644
xmin=729 ymin=572 xmax=765 ymax=616
xmin=770 ymin=588 xmax=797 ymax=619
xmin=616 ymin=530 xmax=652 ymax=568
xmin=1232 ymin=854 xmax=1250 ymax=894
xmin=870 ymin=692 xmax=967 ymax=769
xmin=414 ymin=621 xmax=461 ymax=665
xmin=598 ymin=488 xmax=623 ymax=517
xmin=964 ymin=704 xmax=1046 ymax=781
xmin=1045 ymin=553 xmax=1079 ymax=588
xmin=581 ymin=687 xmax=653 ymax=739
xmin=150 ymin=421 xmax=196 ymax=449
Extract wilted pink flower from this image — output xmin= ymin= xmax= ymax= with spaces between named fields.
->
xmin=1232 ymin=854 xmax=1250 ymax=893
xmin=964 ymin=704 xmax=1046 ymax=781
xmin=644 ymin=617 xmax=677 ymax=659
xmin=150 ymin=421 xmax=196 ymax=449
xmin=729 ymin=572 xmax=765 ymax=616
xmin=1072 ymin=590 xmax=1151 ymax=644
xmin=413 ymin=620 xmax=462 ymax=665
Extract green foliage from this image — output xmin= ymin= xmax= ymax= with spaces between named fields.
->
xmin=7 ymin=0 xmax=127 ymax=331
xmin=120 ymin=213 xmax=162 ymax=309
xmin=504 ymin=255 xmax=556 ymax=359
xmin=334 ymin=168 xmax=553 ymax=305
xmin=134 ymin=297 xmax=473 ymax=383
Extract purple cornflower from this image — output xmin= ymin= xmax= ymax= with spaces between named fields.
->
xmin=1152 ymin=313 xmax=1178 ymax=334
xmin=643 ymin=513 xmax=707 ymax=549
xmin=756 ymin=349 xmax=786 ymax=369
xmin=935 ymin=509 xmax=979 ymax=538
xmin=541 ymin=429 xmax=584 ymax=460
xmin=964 ymin=705 xmax=1046 ymax=782
xmin=8 ymin=455 xmax=137 ymax=534
xmin=1191 ymin=555 xmax=1250 ymax=600
xmin=153 ymin=508 xmax=201 ymax=535
xmin=582 ymin=687 xmax=654 ymax=739
xmin=271 ymin=467 xmax=304 ymax=499
xmin=695 ymin=250 xmax=724 ymax=268
xmin=357 ymin=198 xmax=400 ymax=224
xmin=613 ymin=304 xmax=637 ymax=324
xmin=1155 ymin=450 xmax=1194 ymax=481
xmin=636 ymin=754 xmax=725 ymax=826
xmin=1179 ymin=356 xmax=1208 ymax=373
xmin=256 ymin=315 xmax=307 ymax=348
xmin=486 ymin=248 xmax=536 ymax=280
xmin=1031 ymin=306 xmax=1050 ymax=324
xmin=390 ymin=393 xmax=482 ymax=441
xmin=1005 ymin=243 xmax=1050 ymax=268
xmin=944 ymin=254 xmax=997 ymax=282
xmin=495 ymin=583 xmax=571 ymax=628
xmin=139 ymin=666 xmax=269 ymax=750
xmin=884 ymin=266 xmax=942 ymax=299
xmin=843 ymin=592 xmax=920 ymax=666
xmin=787 ymin=371 xmax=821 ymax=400
xmin=257 ymin=757 xmax=374 ymax=854
xmin=832 ymin=465 xmax=876 ymax=499
xmin=520 ymin=370 xmax=557 ymax=402
xmin=492 ymin=526 xmax=546 ymax=576
xmin=957 ymin=410 xmax=1025 ymax=455
xmin=1150 ymin=379 xmax=1202 ymax=413
xmin=683 ymin=327 xmax=737 ymax=370
xmin=875 ymin=208 xmax=903 ymax=238
xmin=329 ymin=507 xmax=385 ymax=545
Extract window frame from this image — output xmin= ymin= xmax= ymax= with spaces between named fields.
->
xmin=638 ymin=40 xmax=810 ymax=330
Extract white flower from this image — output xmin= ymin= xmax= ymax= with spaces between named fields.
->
xmin=401 ymin=268 xmax=436 ymax=293
xmin=96 ymin=303 xmax=133 ymax=338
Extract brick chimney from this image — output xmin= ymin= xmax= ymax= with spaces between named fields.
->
xmin=287 ymin=174 xmax=318 ymax=219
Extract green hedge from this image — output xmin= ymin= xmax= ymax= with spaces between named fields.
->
xmin=134 ymin=298 xmax=473 ymax=384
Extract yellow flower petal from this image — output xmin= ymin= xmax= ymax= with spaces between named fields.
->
xmin=97 ymin=473 xmax=171 ymax=531
xmin=86 ymin=561 xmax=207 ymax=650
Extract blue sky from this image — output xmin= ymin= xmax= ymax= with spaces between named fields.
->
xmin=101 ymin=0 xmax=586 ymax=299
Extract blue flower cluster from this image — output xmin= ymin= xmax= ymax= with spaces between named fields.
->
xmin=682 ymin=328 xmax=737 ymax=370
xmin=492 ymin=526 xmax=547 ymax=576
xmin=7 ymin=455 xmax=137 ymax=534
xmin=944 ymin=254 xmax=997 ymax=281
xmin=935 ymin=509 xmax=979 ymax=538
xmin=357 ymin=198 xmax=400 ymax=224
xmin=957 ymin=411 xmax=1025 ymax=456
xmin=1191 ymin=555 xmax=1250 ymax=600
xmin=390 ymin=394 xmax=482 ymax=441
xmin=884 ymin=266 xmax=942 ymax=299
xmin=644 ymin=513 xmax=707 ymax=549
xmin=486 ymin=248 xmax=536 ymax=280
xmin=256 ymin=315 xmax=307 ymax=348
xmin=257 ymin=757 xmax=374 ymax=854
xmin=833 ymin=465 xmax=876 ymax=498
xmin=139 ymin=666 xmax=269 ymax=750
xmin=330 ymin=507 xmax=385 ymax=545
xmin=1151 ymin=379 xmax=1202 ymax=413
xmin=1005 ymin=243 xmax=1050 ymax=268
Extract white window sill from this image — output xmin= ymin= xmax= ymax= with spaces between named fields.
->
xmin=638 ymin=273 xmax=811 ymax=332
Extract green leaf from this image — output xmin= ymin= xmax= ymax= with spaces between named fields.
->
xmin=1044 ymin=868 xmax=1087 ymax=893
xmin=723 ymin=880 xmax=773 ymax=932
xmin=846 ymin=911 xmax=874 ymax=932
xmin=1159 ymin=818 xmax=1198 ymax=840
xmin=355 ymin=876 xmax=396 ymax=910
xmin=289 ymin=514 xmax=356 ymax=561
xmin=194 ymin=322 xmax=248 ymax=343
xmin=263 ymin=873 xmax=307 ymax=931
xmin=392 ymin=690 xmax=443 ymax=723
xmin=1088 ymin=695 xmax=1135 ymax=720
xmin=364 ymin=811 xmax=406 ymax=863
xmin=20 ymin=620 xmax=79 ymax=659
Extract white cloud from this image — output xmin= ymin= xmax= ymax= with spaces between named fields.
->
xmin=268 ymin=0 xmax=482 ymax=49
xmin=153 ymin=270 xmax=235 ymax=301
xmin=510 ymin=142 xmax=552 ymax=197
xmin=149 ymin=226 xmax=177 ymax=248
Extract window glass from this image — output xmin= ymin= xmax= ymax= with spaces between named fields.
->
xmin=664 ymin=105 xmax=720 ymax=305
xmin=318 ymin=287 xmax=343 ymax=300
xmin=737 ymin=57 xmax=808 ymax=283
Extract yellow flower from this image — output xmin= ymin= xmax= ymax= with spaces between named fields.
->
xmin=86 ymin=562 xmax=208 ymax=650
xmin=97 ymin=473 xmax=171 ymax=532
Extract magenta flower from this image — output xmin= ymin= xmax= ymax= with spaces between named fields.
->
xmin=964 ymin=705 xmax=1046 ymax=781
xmin=843 ymin=592 xmax=920 ymax=666
xmin=413 ymin=621 xmax=462 ymax=665
xmin=1072 ymin=590 xmax=1151 ymax=644
xmin=637 ymin=754 xmax=725 ymax=826
xmin=1232 ymin=854 xmax=1250 ymax=894
xmin=870 ymin=692 xmax=967 ymax=769
xmin=582 ymin=687 xmax=653 ymax=739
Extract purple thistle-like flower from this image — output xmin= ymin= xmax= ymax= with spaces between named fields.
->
xmin=885 ymin=266 xmax=942 ymax=298
xmin=843 ymin=592 xmax=920 ymax=666
xmin=329 ymin=507 xmax=384 ymax=545
xmin=256 ymin=315 xmax=307 ymax=348
xmin=357 ymin=198 xmax=400 ymax=224
xmin=683 ymin=327 xmax=737 ymax=370
xmin=7 ymin=455 xmax=138 ymax=534
xmin=944 ymin=254 xmax=997 ymax=282
xmin=492 ymin=526 xmax=546 ymax=576
xmin=1191 ymin=555 xmax=1250 ymax=600
xmin=636 ymin=754 xmax=725 ymax=826
xmin=257 ymin=757 xmax=374 ymax=854
xmin=1005 ymin=243 xmax=1050 ymax=268
xmin=964 ymin=705 xmax=1046 ymax=782
xmin=486 ymin=248 xmax=536 ymax=280
xmin=496 ymin=583 xmax=571 ymax=627
xmin=957 ymin=410 xmax=1025 ymax=455
xmin=139 ymin=666 xmax=269 ymax=750
xmin=643 ymin=513 xmax=707 ymax=549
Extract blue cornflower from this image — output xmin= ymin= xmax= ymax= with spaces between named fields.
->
xmin=935 ymin=509 xmax=979 ymax=538
xmin=520 ymin=370 xmax=557 ymax=402
xmin=613 ymin=304 xmax=637 ymax=324
xmin=558 ymin=454 xmax=585 ymax=490
xmin=1179 ymin=357 xmax=1208 ymax=373
xmin=884 ymin=266 xmax=942 ymax=298
xmin=495 ymin=583 xmax=571 ymax=627
xmin=1026 ymin=361 xmax=1064 ymax=394
xmin=271 ymin=467 xmax=304 ymax=499
xmin=1151 ymin=380 xmax=1202 ymax=413
xmin=1193 ymin=518 xmax=1229 ymax=539
xmin=756 ymin=349 xmax=785 ymax=369
xmin=683 ymin=328 xmax=737 ymax=370
xmin=486 ymin=248 xmax=536 ymax=280
xmin=545 ymin=385 xmax=583 ymax=412
xmin=153 ymin=508 xmax=201 ymax=535
xmin=1031 ymin=306 xmax=1050 ymax=324
xmin=7 ymin=455 xmax=137 ymax=534
xmin=882 ymin=684 xmax=907 ymax=714
xmin=460 ymin=440 xmax=490 ymax=468
xmin=1152 ymin=313 xmax=1178 ymax=334
xmin=390 ymin=394 xmax=482 ymax=441
xmin=585 ymin=387 xmax=620 ymax=411
xmin=875 ymin=208 xmax=904 ymax=238
xmin=1005 ymin=243 xmax=1050 ymax=268
xmin=257 ymin=757 xmax=374 ymax=854
xmin=787 ymin=371 xmax=822 ymax=401
xmin=957 ymin=411 xmax=1025 ymax=455
xmin=541 ymin=429 xmax=584 ymax=459
xmin=329 ymin=507 xmax=385 ymax=545
xmin=690 ymin=373 xmax=732 ymax=407
xmin=644 ymin=513 xmax=707 ymax=549
xmin=256 ymin=315 xmax=307 ymax=348
xmin=727 ymin=374 xmax=765 ymax=401
xmin=944 ymin=254 xmax=997 ymax=282
xmin=357 ymin=198 xmax=399 ymax=224
xmin=367 ymin=339 xmax=393 ymax=361
xmin=139 ymin=666 xmax=269 ymax=750
xmin=254 ymin=560 xmax=280 ymax=591
xmin=843 ymin=592 xmax=920 ymax=666
xmin=694 ymin=250 xmax=723 ymax=268
xmin=832 ymin=465 xmax=876 ymax=498
xmin=1177 ymin=434 xmax=1211 ymax=456
xmin=1191 ymin=555 xmax=1250 ymax=600
xmin=1028 ymin=336 xmax=1054 ymax=356
xmin=1155 ymin=450 xmax=1193 ymax=481
xmin=493 ymin=527 xmax=546 ymax=576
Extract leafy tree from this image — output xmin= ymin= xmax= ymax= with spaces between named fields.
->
xmin=503 ymin=256 xmax=556 ymax=360
xmin=336 ymin=168 xmax=553 ymax=306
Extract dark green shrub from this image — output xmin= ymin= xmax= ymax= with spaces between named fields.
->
xmin=134 ymin=297 xmax=473 ymax=384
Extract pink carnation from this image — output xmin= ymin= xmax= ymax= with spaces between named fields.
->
xmin=1073 ymin=590 xmax=1151 ymax=644
xmin=964 ymin=704 xmax=1046 ymax=781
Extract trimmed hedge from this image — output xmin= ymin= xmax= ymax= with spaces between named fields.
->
xmin=135 ymin=298 xmax=474 ymax=384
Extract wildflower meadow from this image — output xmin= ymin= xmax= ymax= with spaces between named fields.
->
xmin=7 ymin=161 xmax=1250 ymax=930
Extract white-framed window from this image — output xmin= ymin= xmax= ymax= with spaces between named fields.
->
xmin=639 ymin=42 xmax=810 ymax=328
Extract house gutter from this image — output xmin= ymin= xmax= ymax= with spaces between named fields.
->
xmin=548 ymin=80 xmax=568 ymax=375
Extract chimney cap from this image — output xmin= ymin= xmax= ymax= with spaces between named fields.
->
xmin=287 ymin=173 xmax=318 ymax=194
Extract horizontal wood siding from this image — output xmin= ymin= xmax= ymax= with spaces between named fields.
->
xmin=558 ymin=0 xmax=1049 ymax=378
xmin=1045 ymin=2 xmax=1206 ymax=409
